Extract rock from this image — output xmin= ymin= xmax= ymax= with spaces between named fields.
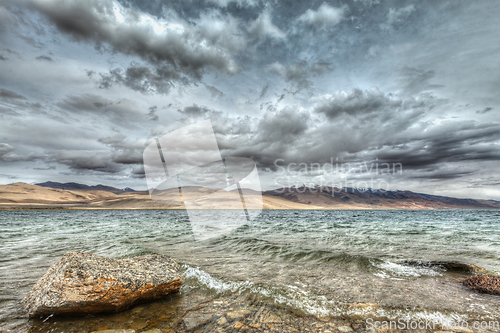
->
xmin=401 ymin=260 xmax=485 ymax=273
xmin=183 ymin=312 xmax=213 ymax=331
xmin=338 ymin=325 xmax=354 ymax=332
xmin=462 ymin=274 xmax=500 ymax=295
xmin=226 ymin=309 xmax=251 ymax=320
xmin=233 ymin=321 xmax=247 ymax=329
xmin=90 ymin=329 xmax=135 ymax=333
xmin=23 ymin=252 xmax=182 ymax=317
xmin=260 ymin=313 xmax=281 ymax=323
xmin=217 ymin=316 xmax=228 ymax=325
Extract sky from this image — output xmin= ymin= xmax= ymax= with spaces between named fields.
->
xmin=0 ymin=0 xmax=500 ymax=199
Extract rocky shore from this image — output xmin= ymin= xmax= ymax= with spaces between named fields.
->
xmin=26 ymin=288 xmax=500 ymax=333
xmin=21 ymin=253 xmax=500 ymax=333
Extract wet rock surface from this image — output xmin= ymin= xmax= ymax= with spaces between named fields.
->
xmin=22 ymin=288 xmax=499 ymax=333
xmin=463 ymin=274 xmax=500 ymax=295
xmin=22 ymin=252 xmax=182 ymax=317
xmin=401 ymin=260 xmax=486 ymax=273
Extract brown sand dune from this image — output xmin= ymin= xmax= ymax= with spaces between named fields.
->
xmin=0 ymin=182 xmax=499 ymax=210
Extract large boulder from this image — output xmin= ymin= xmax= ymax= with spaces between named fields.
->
xmin=462 ymin=274 xmax=500 ymax=295
xmin=23 ymin=252 xmax=182 ymax=317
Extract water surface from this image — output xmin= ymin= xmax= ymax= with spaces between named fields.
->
xmin=0 ymin=209 xmax=499 ymax=331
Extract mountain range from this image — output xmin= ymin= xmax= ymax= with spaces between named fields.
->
xmin=0 ymin=182 xmax=498 ymax=210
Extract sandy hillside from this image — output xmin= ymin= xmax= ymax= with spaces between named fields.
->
xmin=1 ymin=183 xmax=499 ymax=210
xmin=0 ymin=183 xmax=317 ymax=210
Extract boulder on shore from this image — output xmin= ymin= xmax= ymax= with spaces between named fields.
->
xmin=462 ymin=274 xmax=500 ymax=295
xmin=23 ymin=252 xmax=182 ymax=317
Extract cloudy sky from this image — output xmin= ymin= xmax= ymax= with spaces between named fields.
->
xmin=0 ymin=0 xmax=500 ymax=199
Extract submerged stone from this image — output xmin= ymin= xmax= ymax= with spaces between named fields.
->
xmin=401 ymin=260 xmax=485 ymax=273
xmin=23 ymin=251 xmax=182 ymax=317
xmin=462 ymin=274 xmax=500 ymax=295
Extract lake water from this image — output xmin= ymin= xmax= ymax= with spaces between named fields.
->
xmin=1 ymin=209 xmax=499 ymax=332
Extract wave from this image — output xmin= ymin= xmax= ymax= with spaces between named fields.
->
xmin=208 ymin=235 xmax=381 ymax=268
xmin=372 ymin=260 xmax=443 ymax=278
xmin=182 ymin=264 xmax=467 ymax=322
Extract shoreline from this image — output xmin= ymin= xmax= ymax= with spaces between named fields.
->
xmin=2 ymin=205 xmax=499 ymax=211
xmin=18 ymin=284 xmax=500 ymax=333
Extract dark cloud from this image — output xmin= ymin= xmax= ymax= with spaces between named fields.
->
xmin=178 ymin=104 xmax=216 ymax=118
xmin=35 ymin=55 xmax=53 ymax=61
xmin=2 ymin=0 xmax=500 ymax=197
xmin=258 ymin=85 xmax=268 ymax=99
xmin=98 ymin=62 xmax=190 ymax=94
xmin=257 ymin=107 xmax=309 ymax=142
xmin=311 ymin=62 xmax=333 ymax=75
xmin=97 ymin=134 xmax=127 ymax=146
xmin=476 ymin=107 xmax=493 ymax=114
xmin=0 ymin=143 xmax=43 ymax=162
xmin=204 ymin=84 xmax=224 ymax=98
xmin=112 ymin=151 xmax=143 ymax=165
xmin=98 ymin=134 xmax=147 ymax=166
xmin=131 ymin=164 xmax=145 ymax=178
xmin=51 ymin=150 xmax=122 ymax=173
xmin=29 ymin=0 xmax=245 ymax=79
xmin=314 ymin=88 xmax=403 ymax=120
xmin=269 ymin=61 xmax=333 ymax=90
xmin=0 ymin=143 xmax=14 ymax=157
xmin=371 ymin=121 xmax=500 ymax=169
xmin=33 ymin=166 xmax=56 ymax=170
xmin=0 ymin=89 xmax=26 ymax=100
xmin=57 ymin=94 xmax=144 ymax=123
xmin=148 ymin=106 xmax=159 ymax=121
xmin=215 ymin=107 xmax=311 ymax=167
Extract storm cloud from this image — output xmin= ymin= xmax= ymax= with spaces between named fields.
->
xmin=29 ymin=0 xmax=245 ymax=78
xmin=0 ymin=0 xmax=499 ymax=199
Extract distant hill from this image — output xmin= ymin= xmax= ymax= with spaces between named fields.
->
xmin=0 ymin=182 xmax=499 ymax=210
xmin=264 ymin=186 xmax=500 ymax=209
xmin=35 ymin=181 xmax=135 ymax=193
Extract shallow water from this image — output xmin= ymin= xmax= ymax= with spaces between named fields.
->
xmin=0 ymin=209 xmax=499 ymax=331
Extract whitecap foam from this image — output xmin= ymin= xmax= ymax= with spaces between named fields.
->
xmin=373 ymin=260 xmax=443 ymax=278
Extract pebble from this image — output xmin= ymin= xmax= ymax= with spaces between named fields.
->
xmin=233 ymin=321 xmax=246 ymax=329
xmin=90 ymin=330 xmax=135 ymax=333
xmin=217 ymin=316 xmax=228 ymax=325
xmin=227 ymin=309 xmax=251 ymax=319
xmin=261 ymin=313 xmax=281 ymax=323
xmin=183 ymin=312 xmax=213 ymax=331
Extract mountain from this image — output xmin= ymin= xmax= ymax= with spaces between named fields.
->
xmin=35 ymin=181 xmax=135 ymax=193
xmin=0 ymin=183 xmax=499 ymax=210
xmin=264 ymin=186 xmax=500 ymax=209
